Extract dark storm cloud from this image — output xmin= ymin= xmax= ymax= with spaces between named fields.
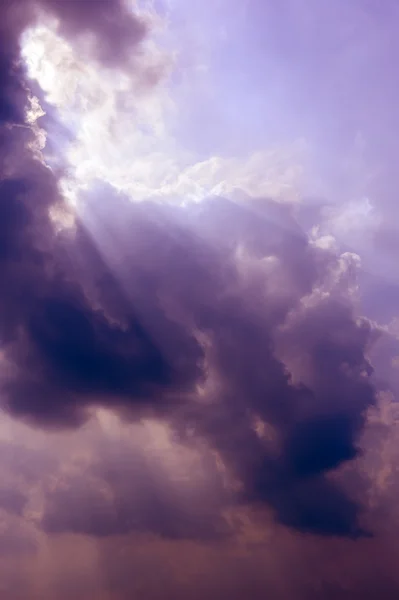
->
xmin=0 ymin=0 xmax=381 ymax=540
xmin=0 ymin=174 xmax=380 ymax=537
xmin=11 ymin=186 xmax=374 ymax=537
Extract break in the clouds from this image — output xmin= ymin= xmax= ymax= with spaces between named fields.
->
xmin=1 ymin=0 xmax=399 ymax=598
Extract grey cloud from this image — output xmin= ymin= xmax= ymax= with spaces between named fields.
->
xmin=0 ymin=0 xmax=385 ymax=545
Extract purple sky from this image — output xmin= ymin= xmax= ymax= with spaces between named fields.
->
xmin=1 ymin=1 xmax=399 ymax=598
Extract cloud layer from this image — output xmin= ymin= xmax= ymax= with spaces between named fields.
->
xmin=1 ymin=1 xmax=399 ymax=598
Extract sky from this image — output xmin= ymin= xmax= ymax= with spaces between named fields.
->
xmin=1 ymin=0 xmax=399 ymax=598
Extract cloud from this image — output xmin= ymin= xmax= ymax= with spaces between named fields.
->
xmin=40 ymin=421 xmax=229 ymax=540
xmin=0 ymin=170 xmax=379 ymax=538
xmin=37 ymin=0 xmax=148 ymax=68
xmin=20 ymin=19 xmax=307 ymax=209
xmin=4 ymin=3 xmax=399 ymax=598
xmin=5 ymin=0 xmax=151 ymax=72
xmin=0 ymin=0 xmax=391 ymax=558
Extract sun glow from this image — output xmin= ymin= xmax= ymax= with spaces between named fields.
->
xmin=21 ymin=22 xmax=179 ymax=204
xmin=21 ymin=23 xmax=306 ymax=212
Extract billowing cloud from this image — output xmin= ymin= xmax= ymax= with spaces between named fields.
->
xmin=4 ymin=0 xmax=149 ymax=69
xmin=37 ymin=0 xmax=148 ymax=67
xmin=0 ymin=164 xmax=379 ymax=537
xmin=2 ymin=1 xmax=399 ymax=598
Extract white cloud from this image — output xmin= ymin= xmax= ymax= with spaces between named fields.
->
xmin=21 ymin=19 xmax=308 ymax=209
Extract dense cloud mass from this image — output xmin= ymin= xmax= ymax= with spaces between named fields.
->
xmin=1 ymin=175 xmax=380 ymax=537
xmin=0 ymin=0 xmax=381 ymax=534
xmin=1 ymin=0 xmax=399 ymax=598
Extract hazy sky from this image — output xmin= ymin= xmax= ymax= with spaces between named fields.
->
xmin=1 ymin=1 xmax=399 ymax=598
